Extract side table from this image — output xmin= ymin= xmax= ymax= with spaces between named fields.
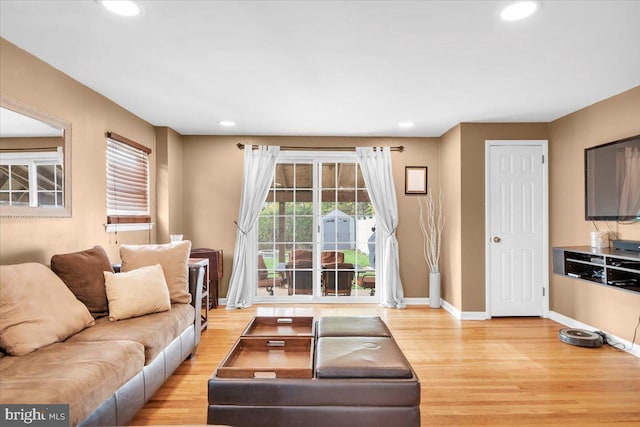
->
xmin=189 ymin=258 xmax=209 ymax=332
xmin=191 ymin=248 xmax=223 ymax=308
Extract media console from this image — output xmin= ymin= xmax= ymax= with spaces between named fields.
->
xmin=553 ymin=246 xmax=640 ymax=295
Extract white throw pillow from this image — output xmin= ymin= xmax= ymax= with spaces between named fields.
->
xmin=104 ymin=264 xmax=171 ymax=321
xmin=120 ymin=241 xmax=192 ymax=304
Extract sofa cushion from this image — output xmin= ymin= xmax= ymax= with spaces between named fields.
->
xmin=0 ymin=263 xmax=95 ymax=356
xmin=67 ymin=303 xmax=194 ymax=364
xmin=120 ymin=241 xmax=192 ymax=304
xmin=104 ymin=264 xmax=171 ymax=321
xmin=0 ymin=340 xmax=144 ymax=426
xmin=50 ymin=245 xmax=113 ymax=318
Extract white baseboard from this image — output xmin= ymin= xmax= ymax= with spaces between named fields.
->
xmin=405 ymin=297 xmax=429 ymax=305
xmin=548 ymin=311 xmax=639 ymax=358
xmin=440 ymin=299 xmax=488 ymax=320
xmin=441 ymin=299 xmax=460 ymax=318
xmin=460 ymin=311 xmax=489 ymax=320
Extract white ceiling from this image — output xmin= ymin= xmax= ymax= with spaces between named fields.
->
xmin=1 ymin=1 xmax=639 ymax=137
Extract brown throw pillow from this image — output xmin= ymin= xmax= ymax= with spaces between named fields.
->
xmin=51 ymin=246 xmax=114 ymax=318
xmin=0 ymin=263 xmax=95 ymax=356
xmin=120 ymin=240 xmax=192 ymax=304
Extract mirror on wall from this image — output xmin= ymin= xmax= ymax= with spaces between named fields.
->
xmin=0 ymin=95 xmax=72 ymax=218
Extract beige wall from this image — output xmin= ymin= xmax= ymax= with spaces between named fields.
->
xmin=459 ymin=123 xmax=550 ymax=311
xmin=182 ymin=136 xmax=439 ymax=298
xmin=439 ymin=122 xmax=549 ymax=312
xmin=549 ymin=86 xmax=640 ymax=341
xmin=155 ymin=127 xmax=184 ymax=244
xmin=439 ymin=125 xmax=462 ymax=309
xmin=0 ymin=38 xmax=156 ymax=265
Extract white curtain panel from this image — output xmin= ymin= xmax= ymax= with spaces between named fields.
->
xmin=356 ymin=147 xmax=406 ymax=308
xmin=619 ymin=146 xmax=640 ymax=217
xmin=226 ymin=145 xmax=279 ymax=309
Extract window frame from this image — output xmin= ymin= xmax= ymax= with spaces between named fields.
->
xmin=0 ymin=148 xmax=64 ymax=208
xmin=256 ymin=150 xmax=378 ymax=303
xmin=105 ymin=132 xmax=152 ymax=232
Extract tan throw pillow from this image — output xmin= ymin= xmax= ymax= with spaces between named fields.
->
xmin=0 ymin=263 xmax=95 ymax=356
xmin=50 ymin=245 xmax=114 ymax=318
xmin=120 ymin=241 xmax=192 ymax=304
xmin=104 ymin=264 xmax=171 ymax=321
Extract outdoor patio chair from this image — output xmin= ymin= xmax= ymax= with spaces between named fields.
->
xmin=321 ymin=250 xmax=345 ymax=266
xmin=322 ymin=262 xmax=355 ymax=296
xmin=358 ymin=272 xmax=376 ymax=296
xmin=286 ymin=259 xmax=313 ymax=295
xmin=258 ymin=254 xmax=276 ymax=296
xmin=288 ymin=249 xmax=313 ymax=263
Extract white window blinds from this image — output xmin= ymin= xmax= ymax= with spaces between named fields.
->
xmin=106 ymin=132 xmax=151 ymax=224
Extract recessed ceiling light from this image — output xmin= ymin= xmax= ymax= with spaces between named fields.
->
xmin=398 ymin=122 xmax=415 ymax=128
xmin=500 ymin=1 xmax=540 ymax=21
xmin=100 ymin=1 xmax=141 ymax=17
xmin=219 ymin=121 xmax=236 ymax=127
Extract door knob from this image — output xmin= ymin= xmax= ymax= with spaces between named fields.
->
xmin=493 ymin=236 xmax=501 ymax=243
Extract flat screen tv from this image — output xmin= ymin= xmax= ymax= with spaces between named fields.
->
xmin=585 ymin=134 xmax=640 ymax=220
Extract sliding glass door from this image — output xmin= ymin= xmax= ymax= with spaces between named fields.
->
xmin=256 ymin=153 xmax=377 ymax=302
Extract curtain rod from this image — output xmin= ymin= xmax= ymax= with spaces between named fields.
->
xmin=236 ymin=143 xmax=404 ymax=152
xmin=106 ymin=131 xmax=152 ymax=155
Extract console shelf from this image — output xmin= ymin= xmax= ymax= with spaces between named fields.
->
xmin=553 ymin=246 xmax=640 ymax=294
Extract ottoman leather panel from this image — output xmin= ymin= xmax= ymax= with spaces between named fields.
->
xmin=208 ymin=405 xmax=420 ymax=427
xmin=208 ymin=376 xmax=420 ymax=407
xmin=317 ymin=316 xmax=391 ymax=337
xmin=316 ymin=337 xmax=412 ymax=378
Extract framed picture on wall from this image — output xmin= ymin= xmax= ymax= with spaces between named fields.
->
xmin=405 ymin=166 xmax=427 ymax=194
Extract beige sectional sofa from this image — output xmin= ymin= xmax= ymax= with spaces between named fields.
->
xmin=0 ymin=242 xmax=203 ymax=426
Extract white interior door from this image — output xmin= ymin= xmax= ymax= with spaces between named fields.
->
xmin=487 ymin=142 xmax=548 ymax=317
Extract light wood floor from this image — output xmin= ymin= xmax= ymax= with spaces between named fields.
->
xmin=130 ymin=305 xmax=640 ymax=426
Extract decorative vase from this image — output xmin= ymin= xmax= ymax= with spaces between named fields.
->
xmin=429 ymin=272 xmax=441 ymax=309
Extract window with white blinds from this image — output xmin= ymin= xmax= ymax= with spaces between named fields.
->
xmin=106 ymin=132 xmax=151 ymax=224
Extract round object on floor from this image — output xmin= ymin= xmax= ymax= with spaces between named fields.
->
xmin=558 ymin=328 xmax=604 ymax=348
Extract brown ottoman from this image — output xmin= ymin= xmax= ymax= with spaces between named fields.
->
xmin=207 ymin=316 xmax=420 ymax=427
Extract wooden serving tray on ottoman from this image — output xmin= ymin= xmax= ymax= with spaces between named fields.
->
xmin=241 ymin=316 xmax=315 ymax=337
xmin=216 ymin=337 xmax=314 ymax=379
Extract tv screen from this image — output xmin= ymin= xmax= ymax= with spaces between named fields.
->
xmin=585 ymin=134 xmax=640 ymax=220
